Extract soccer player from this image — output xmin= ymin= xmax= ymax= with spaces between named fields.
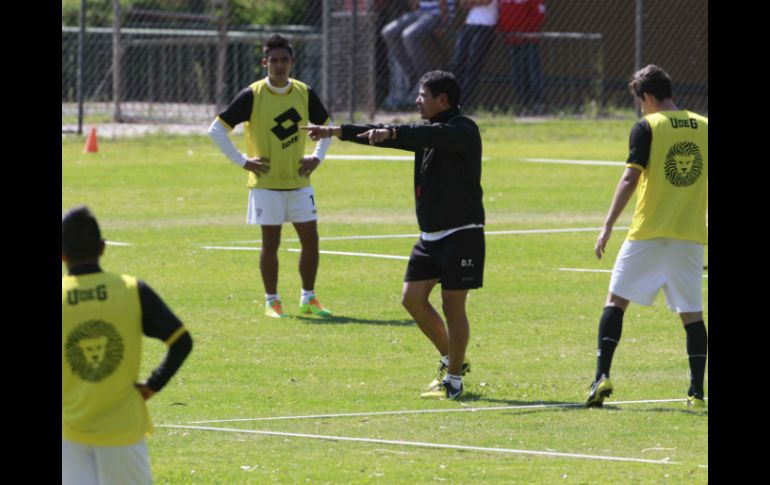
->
xmin=303 ymin=71 xmax=484 ymax=400
xmin=62 ymin=206 xmax=193 ymax=484
xmin=585 ymin=65 xmax=708 ymax=409
xmin=208 ymin=34 xmax=333 ymax=319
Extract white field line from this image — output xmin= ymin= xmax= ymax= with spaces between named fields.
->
xmin=324 ymin=156 xmax=615 ymax=164
xmin=519 ymin=158 xmax=625 ymax=167
xmin=201 ymin=246 xmax=259 ymax=251
xmin=326 ymin=155 xmax=412 ymax=160
xmin=105 ymin=240 xmax=133 ymax=246
xmin=286 ymin=248 xmax=409 ymax=261
xmin=325 ymin=155 xmax=490 ymax=161
xmin=158 ymin=424 xmax=679 ymax=465
xmin=484 ymin=227 xmax=624 ymax=236
xmin=558 ymin=268 xmax=612 ymax=274
xmin=218 ymin=226 xmax=626 ymax=246
xmin=558 ymin=268 xmax=709 ymax=279
xmin=188 ymin=398 xmax=701 ymax=424
xmin=201 ymin=246 xmax=409 ymax=261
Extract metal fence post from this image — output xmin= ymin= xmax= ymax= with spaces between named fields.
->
xmin=635 ymin=0 xmax=643 ymax=72
xmin=635 ymin=0 xmax=644 ymax=116
xmin=112 ymin=0 xmax=123 ymax=122
xmin=213 ymin=0 xmax=228 ymax=113
xmin=77 ymin=0 xmax=86 ymax=134
xmin=322 ymin=0 xmax=330 ymax=110
xmin=349 ymin=0 xmax=356 ymax=123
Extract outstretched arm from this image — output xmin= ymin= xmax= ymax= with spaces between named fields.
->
xmin=302 ymin=125 xmax=342 ymax=141
xmin=302 ymin=124 xmax=417 ymax=152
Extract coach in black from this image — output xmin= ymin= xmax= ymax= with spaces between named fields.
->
xmin=303 ymin=71 xmax=484 ymax=400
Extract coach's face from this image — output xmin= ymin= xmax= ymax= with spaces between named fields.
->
xmin=263 ymin=48 xmax=293 ymax=87
xmin=416 ymin=85 xmax=446 ymax=120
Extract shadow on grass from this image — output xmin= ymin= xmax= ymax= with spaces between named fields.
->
xmin=295 ymin=315 xmax=416 ymax=326
xmin=455 ymin=396 xmax=708 ymax=416
xmin=459 ymin=393 xmax=583 ymax=410
xmin=620 ymin=405 xmax=708 ymax=416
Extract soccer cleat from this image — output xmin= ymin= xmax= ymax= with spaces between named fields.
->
xmin=586 ymin=374 xmax=613 ymax=408
xmin=265 ymin=299 xmax=288 ymax=318
xmin=420 ymin=380 xmax=464 ymax=400
xmin=427 ymin=360 xmax=471 ymax=390
xmin=299 ymin=297 xmax=332 ymax=317
xmin=686 ymin=396 xmax=706 ymax=409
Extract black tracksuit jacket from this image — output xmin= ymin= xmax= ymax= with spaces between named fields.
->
xmin=340 ymin=107 xmax=485 ymax=233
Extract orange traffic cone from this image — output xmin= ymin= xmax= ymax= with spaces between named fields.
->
xmin=83 ymin=127 xmax=98 ymax=153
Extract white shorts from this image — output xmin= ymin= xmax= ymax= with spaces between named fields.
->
xmin=609 ymin=238 xmax=704 ymax=312
xmin=62 ymin=437 xmax=151 ymax=485
xmin=247 ymin=186 xmax=317 ymax=225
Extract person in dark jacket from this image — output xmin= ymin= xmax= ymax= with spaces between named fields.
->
xmin=302 ymin=71 xmax=484 ymax=400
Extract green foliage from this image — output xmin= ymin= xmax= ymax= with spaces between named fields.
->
xmin=62 ymin=117 xmax=707 ymax=483
xmin=62 ymin=0 xmax=319 ymax=27
xmin=230 ymin=0 xmax=314 ymax=26
xmin=62 ymin=0 xmax=117 ymax=27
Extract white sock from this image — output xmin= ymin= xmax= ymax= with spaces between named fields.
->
xmin=266 ymin=293 xmax=279 ymax=303
xmin=301 ymin=289 xmax=315 ymax=305
xmin=445 ymin=373 xmax=462 ymax=389
xmin=440 ymin=355 xmax=449 ymax=367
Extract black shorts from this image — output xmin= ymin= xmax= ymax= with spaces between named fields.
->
xmin=404 ymin=228 xmax=485 ymax=290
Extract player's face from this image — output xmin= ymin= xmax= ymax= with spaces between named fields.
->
xmin=263 ymin=48 xmax=293 ymax=86
xmin=416 ymin=85 xmax=443 ymax=120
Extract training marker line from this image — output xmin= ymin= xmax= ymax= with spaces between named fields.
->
xmin=159 ymin=424 xmax=678 ymax=466
xmin=215 ymin=226 xmax=629 ymax=246
xmin=188 ymin=398 xmax=699 ymax=424
xmin=105 ymin=240 xmax=133 ymax=246
xmin=201 ymin=246 xmax=409 ymax=261
xmin=519 ymin=158 xmax=625 ymax=167
xmin=558 ymin=268 xmax=709 ymax=279
xmin=325 ymin=155 xmax=490 ymax=161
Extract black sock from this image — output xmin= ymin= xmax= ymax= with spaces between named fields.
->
xmin=595 ymin=306 xmax=624 ymax=381
xmin=685 ymin=321 xmax=708 ymax=399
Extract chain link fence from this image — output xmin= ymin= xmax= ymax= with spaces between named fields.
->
xmin=62 ymin=0 xmax=707 ymax=132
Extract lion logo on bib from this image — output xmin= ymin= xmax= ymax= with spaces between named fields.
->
xmin=664 ymin=142 xmax=703 ymax=187
xmin=66 ymin=320 xmax=124 ymax=382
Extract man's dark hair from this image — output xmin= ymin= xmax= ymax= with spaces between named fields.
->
xmin=62 ymin=205 xmax=102 ymax=262
xmin=419 ymin=71 xmax=461 ymax=108
xmin=263 ymin=34 xmax=294 ymax=59
xmin=629 ymin=64 xmax=673 ymax=101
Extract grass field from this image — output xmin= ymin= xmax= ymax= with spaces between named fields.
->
xmin=62 ymin=116 xmax=707 ymax=484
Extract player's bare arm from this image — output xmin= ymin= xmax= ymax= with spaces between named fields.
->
xmin=243 ymin=157 xmax=270 ymax=176
xmin=356 ymin=128 xmax=393 ymax=145
xmin=595 ymin=167 xmax=641 ymax=259
xmin=135 ymin=382 xmax=156 ymax=401
xmin=299 ymin=156 xmax=321 ymax=177
xmin=301 ymin=125 xmax=341 ymax=140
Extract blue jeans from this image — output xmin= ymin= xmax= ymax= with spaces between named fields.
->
xmin=382 ymin=10 xmax=443 ymax=88
xmin=450 ymin=24 xmax=495 ymax=108
xmin=506 ymin=43 xmax=544 ymax=110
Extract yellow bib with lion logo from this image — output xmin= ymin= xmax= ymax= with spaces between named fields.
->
xmin=62 ymin=272 xmax=151 ymax=445
xmin=627 ymin=110 xmax=708 ymax=244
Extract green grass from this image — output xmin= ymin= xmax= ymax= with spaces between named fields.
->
xmin=62 ymin=116 xmax=707 ymax=484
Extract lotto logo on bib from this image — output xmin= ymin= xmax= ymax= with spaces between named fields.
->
xmin=664 ymin=142 xmax=703 ymax=187
xmin=65 ymin=320 xmax=125 ymax=382
xmin=271 ymin=108 xmax=302 ymax=149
